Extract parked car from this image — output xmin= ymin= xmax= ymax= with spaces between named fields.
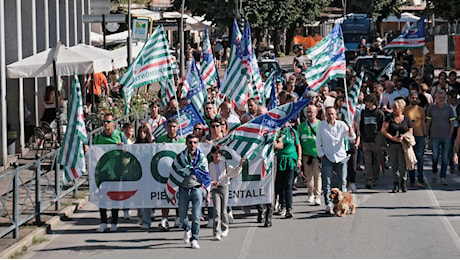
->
xmin=354 ymin=55 xmax=393 ymax=74
xmin=257 ymin=59 xmax=287 ymax=83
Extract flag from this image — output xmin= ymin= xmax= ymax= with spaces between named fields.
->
xmin=184 ymin=59 xmax=208 ymax=116
xmin=244 ymin=23 xmax=263 ymax=101
xmin=218 ymin=99 xmax=311 ymax=160
xmin=304 ymin=23 xmax=346 ymax=92
xmin=260 ymin=71 xmax=275 ymax=106
xmin=267 ymin=74 xmax=278 ymax=110
xmin=58 ymin=75 xmax=88 ymax=185
xmin=220 ymin=19 xmax=249 ymax=109
xmin=118 ymin=25 xmax=174 ymax=114
xmin=383 ymin=15 xmax=425 ymax=49
xmin=378 ymin=59 xmax=395 ymax=79
xmin=201 ymin=27 xmax=218 ymax=87
xmin=152 ymin=102 xmax=206 ymax=140
xmin=159 ymin=79 xmax=176 ymax=108
xmin=341 ymin=71 xmax=364 ymax=126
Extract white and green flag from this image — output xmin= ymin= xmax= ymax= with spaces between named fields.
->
xmin=341 ymin=71 xmax=364 ymax=126
xmin=58 ymin=75 xmax=88 ymax=185
xmin=118 ymin=25 xmax=174 ymax=114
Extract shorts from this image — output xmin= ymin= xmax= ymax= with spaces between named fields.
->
xmin=86 ymin=93 xmax=101 ymax=105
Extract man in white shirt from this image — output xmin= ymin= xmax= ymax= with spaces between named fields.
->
xmin=316 ymin=106 xmax=355 ymax=214
xmin=219 ymin=101 xmax=241 ymax=130
xmin=383 ymin=80 xmax=401 ymax=107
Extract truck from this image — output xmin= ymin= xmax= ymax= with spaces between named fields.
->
xmin=340 ymin=14 xmax=377 ymax=63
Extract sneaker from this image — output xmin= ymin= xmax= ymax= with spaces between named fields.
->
xmin=280 ymin=208 xmax=286 ymax=217
xmin=96 ymin=223 xmax=107 ymax=232
xmin=314 ymin=197 xmax=321 ymax=206
xmin=432 ymin=173 xmax=437 ymax=183
xmin=440 ymin=178 xmax=448 ymax=186
xmin=221 ymin=229 xmax=229 ymax=237
xmin=110 ymin=224 xmax=117 ymax=232
xmin=325 ymin=204 xmax=333 ymax=214
xmin=183 ymin=230 xmax=192 ymax=244
xmin=207 ymin=219 xmax=214 ymax=228
xmin=159 ymin=218 xmax=169 ymax=231
xmin=174 ymin=217 xmax=182 ymax=229
xmin=123 ymin=210 xmax=131 ymax=220
xmin=273 ymin=207 xmax=282 ymax=215
xmin=417 ymin=180 xmax=426 ymax=188
xmin=228 ymin=211 xmax=234 ymax=224
xmin=191 ymin=240 xmax=200 ymax=249
xmin=306 ymin=195 xmax=315 ymax=204
xmin=348 ymin=183 xmax=357 ymax=193
xmin=141 ymin=223 xmax=150 ymax=230
xmin=285 ymin=211 xmax=293 ymax=218
xmin=214 ymin=234 xmax=222 ymax=241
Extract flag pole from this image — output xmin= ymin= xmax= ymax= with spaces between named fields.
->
xmin=174 ymin=80 xmax=183 ymax=137
xmin=343 ymin=78 xmax=352 ymax=126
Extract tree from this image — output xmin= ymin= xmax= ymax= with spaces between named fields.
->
xmin=427 ymin=0 xmax=460 ymax=24
xmin=174 ymin=0 xmax=329 ymax=54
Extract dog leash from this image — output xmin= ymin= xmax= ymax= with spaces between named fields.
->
xmin=297 ymin=165 xmax=321 ymax=195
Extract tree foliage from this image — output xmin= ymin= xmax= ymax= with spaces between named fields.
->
xmin=426 ymin=0 xmax=460 ymax=23
xmin=329 ymin=0 xmax=406 ymax=23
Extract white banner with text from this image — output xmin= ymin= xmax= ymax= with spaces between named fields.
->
xmin=88 ymin=143 xmax=274 ymax=208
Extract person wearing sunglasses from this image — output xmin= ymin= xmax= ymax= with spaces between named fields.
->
xmin=165 ymin=134 xmax=211 ymax=249
xmin=193 ymin=123 xmax=207 ymax=142
xmin=206 ymin=118 xmax=224 ymax=143
xmin=93 ymin=113 xmax=127 ymax=233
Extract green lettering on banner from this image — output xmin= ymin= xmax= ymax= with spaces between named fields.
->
xmin=241 ymin=159 xmax=260 ymax=181
xmin=151 ymin=150 xmax=178 ymax=183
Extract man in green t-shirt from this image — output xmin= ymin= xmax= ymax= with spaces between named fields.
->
xmin=93 ymin=113 xmax=127 ymax=233
xmin=273 ymin=123 xmax=302 ymax=218
xmin=298 ymin=105 xmax=322 ymax=206
xmin=156 ymin=118 xmax=185 ymax=231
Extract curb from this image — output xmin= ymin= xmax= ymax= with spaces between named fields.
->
xmin=0 ymin=195 xmax=89 ymax=259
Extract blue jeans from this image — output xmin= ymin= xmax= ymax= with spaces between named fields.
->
xmin=321 ymin=156 xmax=348 ymax=206
xmin=178 ymin=187 xmax=203 ymax=242
xmin=431 ymin=137 xmax=450 ymax=178
xmin=408 ymin=136 xmax=425 ymax=182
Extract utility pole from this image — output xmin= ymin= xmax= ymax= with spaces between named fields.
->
xmin=180 ymin=0 xmax=185 ymax=77
xmin=127 ymin=0 xmax=132 ymax=66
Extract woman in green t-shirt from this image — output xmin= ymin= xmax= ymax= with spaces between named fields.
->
xmin=274 ymin=124 xmax=302 ymax=218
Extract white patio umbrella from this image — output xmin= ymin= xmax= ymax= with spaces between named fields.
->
xmin=109 ymin=41 xmax=145 ymax=69
xmin=69 ymin=44 xmax=114 ymax=71
xmin=6 ymin=42 xmax=113 ymax=79
xmin=6 ymin=42 xmax=114 ymax=144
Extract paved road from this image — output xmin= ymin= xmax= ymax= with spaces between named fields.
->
xmin=19 ymin=152 xmax=460 ymax=258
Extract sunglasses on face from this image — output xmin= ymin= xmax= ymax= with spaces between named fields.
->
xmin=211 ymin=125 xmax=220 ymax=128
xmin=103 ymin=119 xmax=115 ymax=123
xmin=188 ymin=141 xmax=198 ymax=144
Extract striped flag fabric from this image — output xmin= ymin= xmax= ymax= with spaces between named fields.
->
xmin=267 ymin=73 xmax=278 ymax=110
xmin=185 ymin=59 xmax=208 ymax=116
xmin=159 ymin=78 xmax=176 ymax=108
xmin=218 ymin=99 xmax=310 ymax=160
xmin=384 ymin=15 xmax=425 ymax=49
xmin=304 ymin=23 xmax=346 ymax=92
xmin=341 ymin=71 xmax=364 ymax=126
xmin=220 ymin=19 xmax=249 ymax=109
xmin=201 ymin=27 xmax=218 ymax=87
xmin=58 ymin=75 xmax=88 ymax=185
xmin=152 ymin=102 xmax=205 ymax=140
xmin=118 ymin=25 xmax=174 ymax=114
xmin=244 ymin=23 xmax=263 ymax=100
xmin=260 ymin=71 xmax=275 ymax=106
xmin=378 ymin=59 xmax=395 ymax=79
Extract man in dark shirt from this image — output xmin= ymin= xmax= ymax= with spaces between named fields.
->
xmin=360 ymin=94 xmax=385 ymax=188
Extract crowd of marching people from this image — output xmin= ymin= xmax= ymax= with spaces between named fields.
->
xmin=85 ymin=40 xmax=460 ymax=249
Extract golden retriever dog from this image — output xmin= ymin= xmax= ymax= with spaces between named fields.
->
xmin=329 ymin=188 xmax=356 ymax=217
